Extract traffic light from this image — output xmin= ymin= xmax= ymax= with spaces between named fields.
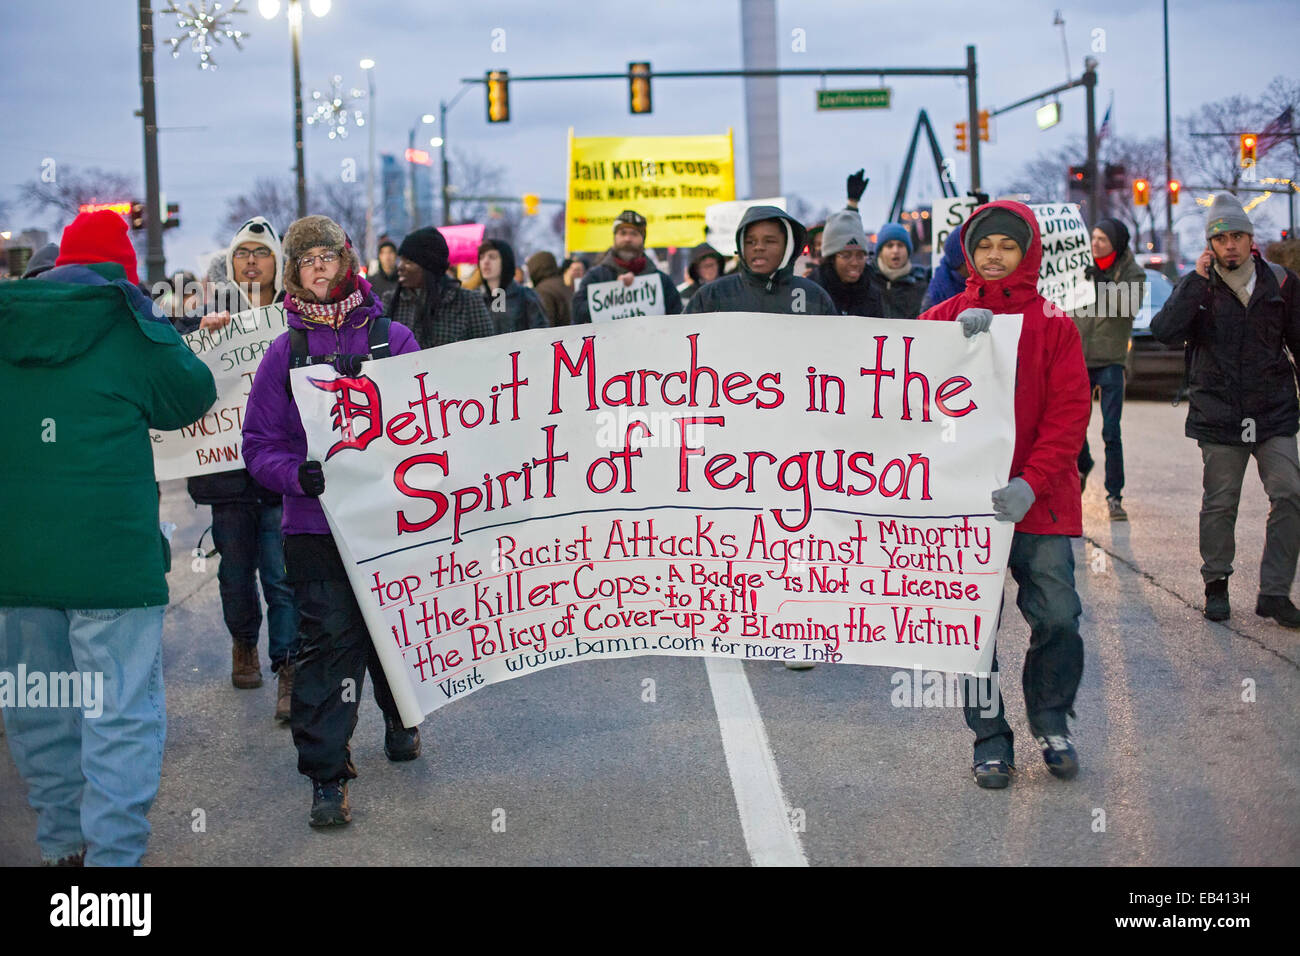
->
xmin=1104 ymin=163 xmax=1127 ymax=191
xmin=486 ymin=70 xmax=509 ymax=124
xmin=1133 ymin=179 xmax=1150 ymax=206
xmin=955 ymin=121 xmax=968 ymax=153
xmin=1167 ymin=180 xmax=1181 ymax=205
xmin=977 ymin=109 xmax=990 ymax=142
xmin=129 ymin=201 xmax=146 ymax=230
xmin=1067 ymin=165 xmax=1091 ymax=197
xmin=522 ymin=193 xmax=540 ymax=216
xmin=1239 ymin=133 xmax=1257 ymax=167
xmin=628 ymin=62 xmax=651 ymax=115
xmin=164 ymin=202 xmax=180 ymax=229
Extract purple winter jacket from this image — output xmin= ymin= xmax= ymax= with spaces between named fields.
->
xmin=242 ymin=276 xmax=418 ymax=536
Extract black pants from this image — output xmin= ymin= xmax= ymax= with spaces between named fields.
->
xmin=284 ymin=534 xmax=402 ymax=782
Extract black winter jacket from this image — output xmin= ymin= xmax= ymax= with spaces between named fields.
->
xmin=572 ymin=252 xmax=683 ymax=324
xmin=1151 ymin=255 xmax=1300 ymax=445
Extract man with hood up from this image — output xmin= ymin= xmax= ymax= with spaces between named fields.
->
xmin=386 ymin=226 xmax=494 ymax=350
xmin=572 ymin=209 xmax=683 ymax=324
xmin=684 ymin=205 xmax=836 ymax=315
xmin=680 ymin=244 xmax=727 ymax=303
xmin=477 ymin=238 xmax=549 ymax=335
xmin=526 ymin=249 xmax=571 ymax=326
xmin=920 ymin=227 xmax=969 ymax=312
xmin=919 ymin=200 xmax=1091 ymax=790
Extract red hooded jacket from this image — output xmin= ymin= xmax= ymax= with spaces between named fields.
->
xmin=918 ymin=200 xmax=1090 ymax=536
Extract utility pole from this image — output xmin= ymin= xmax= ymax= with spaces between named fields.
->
xmin=1162 ymin=0 xmax=1177 ymax=277
xmin=1084 ymin=57 xmax=1099 ymax=222
xmin=290 ymin=0 xmax=307 ymax=218
xmin=966 ymin=45 xmax=981 ymax=192
xmin=137 ymin=1 xmax=165 ymax=285
xmin=408 ymin=127 xmax=419 ymax=230
xmin=440 ymin=99 xmax=451 ymax=225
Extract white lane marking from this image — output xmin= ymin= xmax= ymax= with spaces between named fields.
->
xmin=705 ymin=657 xmax=809 ymax=867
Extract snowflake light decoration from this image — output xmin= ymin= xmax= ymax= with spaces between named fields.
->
xmin=307 ymin=75 xmax=367 ymax=140
xmin=162 ymin=0 xmax=249 ymax=71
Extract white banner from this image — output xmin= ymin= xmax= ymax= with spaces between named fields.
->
xmin=930 ymin=199 xmax=1095 ymax=313
xmin=151 ymin=304 xmax=288 ymax=481
xmin=584 ymin=273 xmax=666 ymax=322
xmin=290 ymin=313 xmax=1022 ymax=725
xmin=705 ymin=196 xmax=786 ymax=256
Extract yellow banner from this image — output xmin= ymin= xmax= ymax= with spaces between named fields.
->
xmin=566 ymin=130 xmax=735 ymax=252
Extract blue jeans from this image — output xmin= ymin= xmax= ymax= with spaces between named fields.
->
xmin=962 ymin=533 xmax=1084 ymax=764
xmin=211 ymin=502 xmax=299 ymax=669
xmin=1077 ymin=363 xmax=1126 ymax=499
xmin=0 ymin=605 xmax=166 ymax=866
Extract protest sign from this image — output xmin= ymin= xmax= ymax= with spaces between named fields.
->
xmin=291 ymin=313 xmax=1021 ymax=724
xmin=151 ymin=304 xmax=287 ymax=481
xmin=930 ymin=199 xmax=1095 ymax=313
xmin=566 ymin=130 xmax=736 ymax=251
xmin=584 ymin=273 xmax=666 ymax=322
xmin=439 ymin=223 xmax=486 ymax=266
xmin=704 ymin=197 xmax=786 ymax=257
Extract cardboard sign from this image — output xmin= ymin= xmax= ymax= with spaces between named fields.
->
xmin=584 ymin=273 xmax=666 ymax=322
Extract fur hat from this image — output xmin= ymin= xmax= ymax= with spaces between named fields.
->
xmin=281 ymin=215 xmax=357 ymax=301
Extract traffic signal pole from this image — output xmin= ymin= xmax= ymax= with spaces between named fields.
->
xmin=137 ymin=1 xmax=165 ymax=285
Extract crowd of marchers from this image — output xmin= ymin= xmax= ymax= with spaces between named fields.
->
xmin=1 ymin=169 xmax=1297 ymax=866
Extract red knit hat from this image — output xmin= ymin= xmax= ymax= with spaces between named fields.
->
xmin=56 ymin=210 xmax=140 ymax=285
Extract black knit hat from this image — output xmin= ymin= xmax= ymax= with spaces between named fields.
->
xmin=1094 ymin=218 xmax=1130 ymax=258
xmin=964 ymin=207 xmax=1032 ymax=262
xmin=398 ymin=227 xmax=450 ymax=275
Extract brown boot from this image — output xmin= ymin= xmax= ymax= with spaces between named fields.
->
xmin=232 ymin=641 xmax=262 ymax=689
xmin=275 ymin=662 xmax=294 ymax=723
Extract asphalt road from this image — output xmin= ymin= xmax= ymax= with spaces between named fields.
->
xmin=2 ymin=397 xmax=1297 ymax=866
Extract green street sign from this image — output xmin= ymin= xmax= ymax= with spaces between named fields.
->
xmin=816 ymin=88 xmax=891 ymax=110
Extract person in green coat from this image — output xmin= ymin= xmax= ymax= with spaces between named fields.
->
xmin=0 ymin=210 xmax=216 ymax=866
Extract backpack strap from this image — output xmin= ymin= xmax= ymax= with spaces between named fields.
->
xmin=284 ymin=318 xmax=392 ymax=397
xmin=368 ymin=314 xmax=392 ymax=359
xmin=1267 ymin=260 xmax=1287 ymax=289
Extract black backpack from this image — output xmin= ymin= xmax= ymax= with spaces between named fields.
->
xmin=284 ymin=315 xmax=391 ymax=395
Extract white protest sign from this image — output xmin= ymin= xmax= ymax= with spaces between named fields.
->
xmin=584 ymin=273 xmax=666 ymax=322
xmin=930 ymin=199 xmax=1095 ymax=313
xmin=151 ymin=304 xmax=288 ymax=481
xmin=705 ymin=196 xmax=786 ymax=256
xmin=291 ymin=313 xmax=1022 ymax=725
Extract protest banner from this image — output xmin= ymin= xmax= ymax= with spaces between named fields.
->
xmin=584 ymin=273 xmax=667 ymax=322
xmin=439 ymin=223 xmax=486 ymax=266
xmin=291 ymin=313 xmax=1021 ymax=724
xmin=151 ymin=304 xmax=287 ymax=481
xmin=704 ymin=197 xmax=786 ymax=256
xmin=566 ymin=129 xmax=736 ymax=252
xmin=931 ymin=198 xmax=1095 ymax=313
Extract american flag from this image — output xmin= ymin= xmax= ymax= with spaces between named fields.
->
xmin=1257 ymin=106 xmax=1295 ymax=159
xmin=1098 ymin=95 xmax=1113 ymax=144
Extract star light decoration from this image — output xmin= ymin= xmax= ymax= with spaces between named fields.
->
xmin=162 ymin=0 xmax=249 ymax=71
xmin=307 ymin=75 xmax=367 ymax=140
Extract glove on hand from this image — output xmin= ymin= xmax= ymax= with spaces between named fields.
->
xmin=957 ymin=307 xmax=994 ymax=337
xmin=298 ymin=460 xmax=325 ymax=497
xmin=846 ymin=169 xmax=869 ymax=202
xmin=992 ymin=477 xmax=1035 ymax=523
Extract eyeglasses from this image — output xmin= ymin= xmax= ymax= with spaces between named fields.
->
xmin=297 ymin=252 xmax=340 ymax=269
xmin=232 ymin=248 xmax=275 ymax=261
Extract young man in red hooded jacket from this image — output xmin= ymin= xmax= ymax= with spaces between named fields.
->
xmin=918 ymin=201 xmax=1091 ymax=789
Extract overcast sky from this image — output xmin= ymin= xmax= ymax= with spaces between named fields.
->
xmin=2 ymin=0 xmax=1296 ymax=272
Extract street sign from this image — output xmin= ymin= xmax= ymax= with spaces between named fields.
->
xmin=816 ymin=88 xmax=891 ymax=111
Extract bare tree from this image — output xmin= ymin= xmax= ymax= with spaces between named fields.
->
xmin=20 ymin=165 xmax=139 ymax=231
xmin=310 ymin=178 xmax=368 ymax=250
xmin=218 ymin=177 xmax=298 ymax=243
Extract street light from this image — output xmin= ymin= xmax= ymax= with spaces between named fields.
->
xmin=439 ymin=84 xmax=475 ymax=225
xmin=360 ymin=58 xmax=376 ymax=269
xmin=408 ymin=113 xmax=436 ymax=230
xmin=260 ymin=0 xmax=329 ymax=219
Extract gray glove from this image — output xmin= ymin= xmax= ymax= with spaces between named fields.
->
xmin=957 ymin=307 xmax=993 ymax=337
xmin=991 ymin=477 xmax=1035 ymax=523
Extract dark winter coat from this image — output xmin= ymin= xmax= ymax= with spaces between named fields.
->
xmin=480 ymin=239 xmax=549 ymax=335
xmin=812 ymin=257 xmax=884 ymax=317
xmin=368 ymin=265 xmax=400 ymax=303
xmin=870 ymin=261 xmax=931 ymax=320
xmin=1151 ymin=254 xmax=1300 ymax=446
xmin=526 ymin=251 xmax=570 ymax=326
xmin=920 ymin=228 xmax=966 ymax=312
xmin=681 ymin=244 xmax=727 ymax=303
xmin=572 ymin=251 xmax=683 ymax=324
xmin=1071 ymin=247 xmax=1146 ymax=368
xmin=385 ymin=273 xmax=495 ymax=350
xmin=683 ymin=206 xmax=837 ymax=316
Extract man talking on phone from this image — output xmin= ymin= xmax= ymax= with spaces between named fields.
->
xmin=1151 ymin=192 xmax=1300 ymax=627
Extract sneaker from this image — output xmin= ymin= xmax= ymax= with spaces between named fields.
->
xmin=274 ymin=661 xmax=294 ymax=723
xmin=784 ymin=660 xmax=815 ymax=670
xmin=972 ymin=759 xmax=1013 ymax=789
xmin=1036 ymin=734 xmax=1079 ymax=780
xmin=231 ymin=641 xmax=262 ymax=689
xmin=309 ymin=778 xmax=351 ymax=828
xmin=1256 ymin=594 xmax=1300 ymax=629
xmin=383 ymin=713 xmax=421 ymax=761
xmin=1204 ymin=579 xmax=1230 ymax=622
xmin=1106 ymin=496 xmax=1128 ymax=521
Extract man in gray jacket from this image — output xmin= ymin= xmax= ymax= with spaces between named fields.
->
xmin=684 ymin=205 xmax=835 ymax=316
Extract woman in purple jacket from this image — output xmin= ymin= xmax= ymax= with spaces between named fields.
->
xmin=242 ymin=215 xmax=421 ymax=828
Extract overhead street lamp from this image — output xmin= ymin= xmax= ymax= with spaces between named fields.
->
xmin=259 ymin=0 xmax=330 ymax=219
xmin=406 ymin=114 xmax=436 ymax=230
xmin=439 ymin=85 xmax=475 ymax=226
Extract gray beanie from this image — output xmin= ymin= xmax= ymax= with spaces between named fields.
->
xmin=964 ymin=206 xmax=1033 ymax=262
xmin=1205 ymin=192 xmax=1253 ymax=239
xmin=821 ymin=208 xmax=868 ymax=258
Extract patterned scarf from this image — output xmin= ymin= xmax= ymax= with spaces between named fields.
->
xmin=290 ymin=287 xmax=364 ymax=328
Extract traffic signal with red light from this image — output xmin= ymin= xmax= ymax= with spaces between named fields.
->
xmin=1167 ymin=180 xmax=1181 ymax=205
xmin=1239 ymin=133 xmax=1257 ymax=167
xmin=955 ymin=121 xmax=968 ymax=153
xmin=486 ymin=70 xmax=509 ymax=123
xmin=628 ymin=62 xmax=652 ymax=115
xmin=1133 ymin=179 xmax=1150 ymax=206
